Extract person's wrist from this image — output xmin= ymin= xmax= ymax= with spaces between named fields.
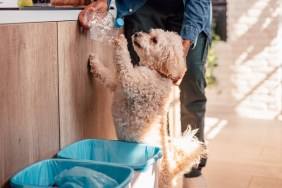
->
xmin=182 ymin=39 xmax=191 ymax=48
xmin=182 ymin=39 xmax=192 ymax=58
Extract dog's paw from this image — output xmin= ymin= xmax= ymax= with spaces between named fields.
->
xmin=88 ymin=54 xmax=97 ymax=73
xmin=115 ymin=34 xmax=127 ymax=47
xmin=89 ymin=53 xmax=97 ymax=63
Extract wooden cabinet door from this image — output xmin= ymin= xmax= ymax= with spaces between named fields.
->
xmin=58 ymin=21 xmax=116 ymax=148
xmin=0 ymin=23 xmax=60 ymax=187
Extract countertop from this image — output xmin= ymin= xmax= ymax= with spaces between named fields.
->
xmin=0 ymin=6 xmax=83 ymax=24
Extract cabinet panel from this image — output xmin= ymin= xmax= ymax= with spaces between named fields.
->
xmin=58 ymin=21 xmax=116 ymax=148
xmin=0 ymin=23 xmax=60 ymax=187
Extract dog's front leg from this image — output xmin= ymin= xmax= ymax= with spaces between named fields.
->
xmin=89 ymin=54 xmax=117 ymax=91
xmin=114 ymin=34 xmax=136 ymax=82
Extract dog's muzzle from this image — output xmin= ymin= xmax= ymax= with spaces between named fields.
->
xmin=132 ymin=32 xmax=143 ymax=49
xmin=134 ymin=32 xmax=141 ymax=38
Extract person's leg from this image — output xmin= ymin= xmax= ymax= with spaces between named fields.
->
xmin=180 ymin=32 xmax=209 ymax=177
xmin=165 ymin=2 xmax=209 ymax=178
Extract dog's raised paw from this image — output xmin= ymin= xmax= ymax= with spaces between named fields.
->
xmin=115 ymin=34 xmax=127 ymax=47
xmin=88 ymin=54 xmax=97 ymax=73
xmin=89 ymin=54 xmax=97 ymax=63
xmin=118 ymin=34 xmax=125 ymax=40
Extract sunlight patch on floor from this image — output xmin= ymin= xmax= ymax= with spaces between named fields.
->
xmin=205 ymin=117 xmax=228 ymax=140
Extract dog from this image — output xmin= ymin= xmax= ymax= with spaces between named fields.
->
xmin=89 ymin=29 xmax=206 ymax=188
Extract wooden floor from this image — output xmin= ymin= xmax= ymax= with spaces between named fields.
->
xmin=202 ymin=115 xmax=282 ymax=188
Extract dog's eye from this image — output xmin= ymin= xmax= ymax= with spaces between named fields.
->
xmin=152 ymin=37 xmax=158 ymax=44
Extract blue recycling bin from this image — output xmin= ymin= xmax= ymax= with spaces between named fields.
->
xmin=10 ymin=159 xmax=134 ymax=188
xmin=57 ymin=139 xmax=162 ymax=187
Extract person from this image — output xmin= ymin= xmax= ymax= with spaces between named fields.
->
xmin=79 ymin=0 xmax=211 ymax=187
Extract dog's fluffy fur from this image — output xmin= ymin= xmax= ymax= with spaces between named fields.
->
xmin=89 ymin=29 xmax=206 ymax=188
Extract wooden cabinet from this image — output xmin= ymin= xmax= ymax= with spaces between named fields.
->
xmin=57 ymin=21 xmax=116 ymax=148
xmin=0 ymin=21 xmax=116 ymax=187
xmin=0 ymin=22 xmax=60 ymax=187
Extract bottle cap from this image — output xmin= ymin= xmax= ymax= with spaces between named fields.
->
xmin=114 ymin=18 xmax=124 ymax=29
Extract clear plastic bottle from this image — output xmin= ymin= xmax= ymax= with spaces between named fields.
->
xmin=84 ymin=10 xmax=124 ymax=45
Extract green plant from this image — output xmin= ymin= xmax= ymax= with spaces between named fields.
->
xmin=205 ymin=22 xmax=220 ymax=88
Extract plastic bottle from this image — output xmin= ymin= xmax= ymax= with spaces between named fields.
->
xmin=84 ymin=10 xmax=124 ymax=45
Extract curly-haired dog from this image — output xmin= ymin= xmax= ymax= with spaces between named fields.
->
xmin=89 ymin=29 xmax=206 ymax=188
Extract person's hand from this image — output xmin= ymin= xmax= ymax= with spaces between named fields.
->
xmin=78 ymin=0 xmax=108 ymax=30
xmin=182 ymin=39 xmax=192 ymax=58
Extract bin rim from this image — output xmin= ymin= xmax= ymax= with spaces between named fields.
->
xmin=57 ymin=138 xmax=163 ymax=171
xmin=10 ymin=158 xmax=134 ymax=188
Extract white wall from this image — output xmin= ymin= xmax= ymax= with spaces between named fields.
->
xmin=0 ymin=0 xmax=17 ymax=7
xmin=207 ymin=0 xmax=282 ymax=120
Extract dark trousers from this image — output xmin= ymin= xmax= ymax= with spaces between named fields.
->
xmin=123 ymin=0 xmax=209 ymax=177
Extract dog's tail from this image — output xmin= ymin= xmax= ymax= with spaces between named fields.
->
xmin=159 ymin=118 xmax=207 ymax=187
xmin=168 ymin=126 xmax=207 ymax=177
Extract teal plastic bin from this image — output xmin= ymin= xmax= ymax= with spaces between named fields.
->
xmin=10 ymin=159 xmax=134 ymax=188
xmin=57 ymin=139 xmax=162 ymax=188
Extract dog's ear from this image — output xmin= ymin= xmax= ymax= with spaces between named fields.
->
xmin=160 ymin=48 xmax=186 ymax=73
xmin=158 ymin=45 xmax=187 ymax=85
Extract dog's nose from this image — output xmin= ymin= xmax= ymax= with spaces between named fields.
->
xmin=134 ymin=32 xmax=140 ymax=38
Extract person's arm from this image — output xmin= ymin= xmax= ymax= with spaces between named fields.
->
xmin=182 ymin=39 xmax=192 ymax=58
xmin=181 ymin=0 xmax=211 ymax=57
xmin=78 ymin=0 xmax=110 ymax=30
